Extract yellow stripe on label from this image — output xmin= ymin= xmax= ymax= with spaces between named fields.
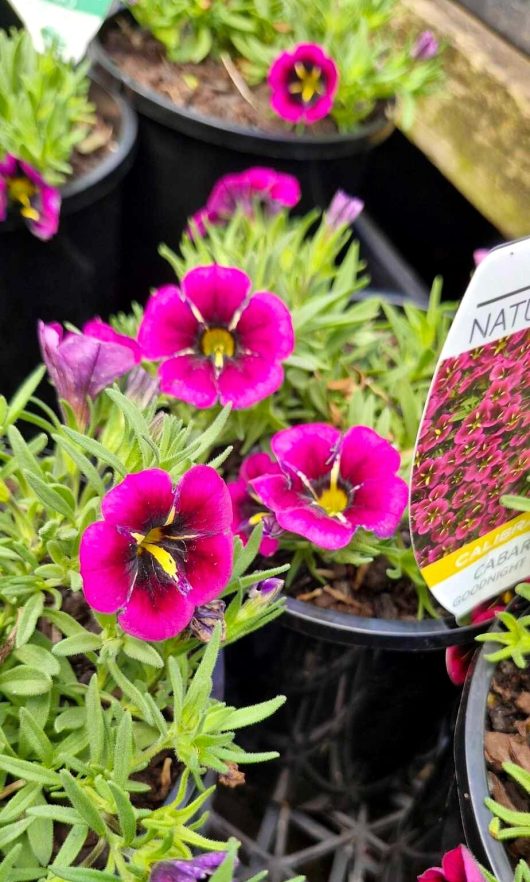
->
xmin=421 ymin=511 xmax=530 ymax=586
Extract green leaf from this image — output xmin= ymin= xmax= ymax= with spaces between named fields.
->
xmin=16 ymin=594 xmax=44 ymax=648
xmin=50 ymin=824 xmax=88 ymax=869
xmin=107 ymin=781 xmax=136 ymax=845
xmin=27 ymin=805 xmax=83 ymax=825
xmin=19 ymin=708 xmax=53 ymax=765
xmin=25 ymin=473 xmax=74 ymax=519
xmin=0 ymin=666 xmax=52 ymax=697
xmin=61 ymin=427 xmax=126 ymax=477
xmin=52 ymin=633 xmax=102 ymax=656
xmin=14 ymin=644 xmax=60 ymax=677
xmin=113 ymin=711 xmax=133 ymax=789
xmin=217 ymin=696 xmax=285 ymax=730
xmin=86 ymin=675 xmax=105 ymax=766
xmin=231 ymin=525 xmax=262 ymax=579
xmin=53 ymin=434 xmax=106 ymax=495
xmin=0 ymin=816 xmax=34 ymax=849
xmin=6 ymin=426 xmax=43 ymax=477
xmin=108 ymin=662 xmax=156 ymax=726
xmin=27 ymin=794 xmax=53 ymax=867
xmin=0 ymin=844 xmax=22 ymax=882
xmin=59 ymin=771 xmax=106 ymax=837
xmin=122 ymin=636 xmax=163 ymax=668
xmin=5 ymin=366 xmax=46 ymax=426
xmin=53 ymin=871 xmax=119 ymax=882
xmin=0 ymin=756 xmax=60 ymax=786
xmin=0 ymin=783 xmax=41 ymax=824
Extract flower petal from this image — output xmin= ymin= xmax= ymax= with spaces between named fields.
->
xmin=138 ymin=286 xmax=199 ymax=359
xmin=83 ymin=318 xmax=141 ymax=362
xmin=101 ymin=469 xmax=174 ymax=532
xmin=345 ymin=476 xmax=408 ymax=538
xmin=185 ymin=532 xmax=234 ymax=605
xmin=442 ymin=845 xmax=484 ymax=882
xmin=159 ymin=355 xmax=218 ymax=408
xmin=340 ymin=425 xmax=401 ymax=484
xmin=182 ymin=265 xmax=251 ymax=326
xmin=80 ymin=522 xmax=133 ymax=613
xmin=217 ymin=356 xmax=284 ymax=409
xmin=251 ymin=473 xmax=303 ymax=512
xmin=175 ymin=464 xmax=233 ymax=534
xmin=118 ymin=581 xmax=195 ymax=642
xmin=276 ymin=504 xmax=353 ymax=550
xmin=445 ymin=646 xmax=473 ymax=687
xmin=236 ymin=292 xmax=294 ymax=360
xmin=271 ymin=423 xmax=341 ymax=482
xmin=240 ymin=451 xmax=279 ymax=482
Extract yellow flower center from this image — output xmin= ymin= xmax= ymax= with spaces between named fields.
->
xmin=201 ymin=327 xmax=235 ymax=370
xmin=131 ymin=508 xmax=193 ymax=580
xmin=318 ymin=484 xmax=348 ymax=517
xmin=7 ymin=177 xmax=40 ymax=221
xmin=289 ymin=62 xmax=324 ymax=104
xmin=248 ymin=511 xmax=269 ymax=526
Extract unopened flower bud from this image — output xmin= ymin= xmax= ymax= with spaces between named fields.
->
xmin=190 ymin=599 xmax=226 ymax=642
xmin=249 ymin=578 xmax=284 ymax=604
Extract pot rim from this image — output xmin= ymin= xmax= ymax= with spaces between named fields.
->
xmin=454 ymin=603 xmax=523 ymax=879
xmin=284 ymin=595 xmax=489 ymax=650
xmin=90 ymin=12 xmax=394 ymax=159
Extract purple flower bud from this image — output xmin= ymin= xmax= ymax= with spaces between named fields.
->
xmin=325 ymin=190 xmax=364 ymax=230
xmin=38 ymin=320 xmax=140 ymax=428
xmin=190 ymin=599 xmax=227 ymax=642
xmin=150 ymin=852 xmax=228 ymax=882
xmin=411 ymin=31 xmax=439 ymax=60
xmin=249 ymin=578 xmax=284 ymax=604
xmin=125 ymin=366 xmax=159 ymax=408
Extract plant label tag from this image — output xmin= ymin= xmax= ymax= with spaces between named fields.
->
xmin=409 ymin=237 xmax=530 ymax=617
xmin=7 ymin=0 xmax=111 ymax=61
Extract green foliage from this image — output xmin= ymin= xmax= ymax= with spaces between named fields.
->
xmin=0 ymin=29 xmax=94 ymax=184
xmin=127 ymin=0 xmax=442 ymax=131
xmin=487 ymin=762 xmax=530 ymax=844
xmin=0 ymin=379 xmax=287 ymax=880
xmin=476 ymin=584 xmax=530 ymax=668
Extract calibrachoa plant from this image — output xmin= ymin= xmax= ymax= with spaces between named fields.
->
xmin=0 ymin=351 xmax=292 ymax=877
xmin=106 ymin=165 xmax=457 ymax=617
xmin=0 ymin=29 xmax=96 ymax=239
xmin=127 ymin=0 xmax=442 ymax=131
xmin=410 ymin=330 xmax=530 ymax=569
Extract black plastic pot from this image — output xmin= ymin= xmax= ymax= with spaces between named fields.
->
xmin=454 ymin=606 xmax=522 ymax=880
xmin=0 ymin=79 xmax=137 ymax=397
xmin=91 ymin=13 xmax=394 ymax=301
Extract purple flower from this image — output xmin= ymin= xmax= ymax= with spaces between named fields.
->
xmin=252 ymin=423 xmax=408 ymax=551
xmin=138 ymin=265 xmax=295 ymax=410
xmin=325 ymin=191 xmax=364 ymax=229
xmin=268 ymin=43 xmax=339 ymax=124
xmin=150 ymin=852 xmax=227 ymax=882
xmin=38 ymin=320 xmax=141 ymax=427
xmin=80 ymin=466 xmax=233 ymax=642
xmin=418 ymin=845 xmax=486 ymax=882
xmin=229 ymin=452 xmax=283 ymax=556
xmin=188 ymin=167 xmax=301 ymax=236
xmin=0 ymin=154 xmax=61 ymax=240
xmin=411 ymin=31 xmax=439 ymax=61
xmin=249 ymin=577 xmax=284 ymax=604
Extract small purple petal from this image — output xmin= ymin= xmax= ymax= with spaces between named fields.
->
xmin=118 ymin=579 xmax=196 ymax=642
xmin=101 ymin=469 xmax=174 ymax=532
xmin=139 ymin=285 xmax=199 ymax=359
xmin=411 ymin=30 xmax=439 ymax=60
xmin=325 ymin=191 xmax=364 ymax=229
xmin=181 ymin=265 xmax=252 ymax=326
xmin=80 ymin=522 xmax=133 ymax=614
xmin=160 ymin=355 xmax=218 ymax=408
xmin=150 ymin=853 xmax=227 ymax=882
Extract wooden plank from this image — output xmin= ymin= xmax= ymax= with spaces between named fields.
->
xmin=393 ymin=0 xmax=530 ymax=238
xmin=456 ymin=0 xmax=530 ymax=57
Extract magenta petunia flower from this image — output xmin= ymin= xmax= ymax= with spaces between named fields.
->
xmin=268 ymin=43 xmax=339 ymax=124
xmin=251 ymin=423 xmax=408 ymax=551
xmin=38 ymin=320 xmax=141 ymax=428
xmin=150 ymin=851 xmax=228 ymax=882
xmin=418 ymin=844 xmax=486 ymax=882
xmin=473 ymin=248 xmax=489 ymax=267
xmin=228 ymin=452 xmax=283 ymax=557
xmin=80 ymin=466 xmax=233 ymax=642
xmin=0 ymin=154 xmax=61 ymax=240
xmin=325 ymin=190 xmax=364 ymax=230
xmin=138 ymin=265 xmax=295 ymax=410
xmin=188 ymin=167 xmax=301 ymax=237
xmin=411 ymin=30 xmax=439 ymax=61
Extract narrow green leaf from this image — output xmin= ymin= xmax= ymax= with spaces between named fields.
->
xmin=50 ymin=824 xmax=88 ymax=868
xmin=27 ymin=805 xmax=83 ymax=825
xmin=53 ymin=870 xmax=118 ymax=882
xmin=231 ymin=525 xmax=263 ymax=580
xmin=16 ymin=594 xmax=44 ymax=648
xmin=59 ymin=771 xmax=106 ymax=837
xmin=0 ymin=755 xmax=60 ymax=786
xmin=27 ymin=795 xmax=53 ymax=866
xmin=26 ymin=473 xmax=74 ymax=519
xmin=14 ymin=644 xmax=60 ymax=677
xmin=6 ymin=366 xmax=46 ymax=425
xmin=113 ymin=711 xmax=132 ymax=789
xmin=52 ymin=633 xmax=102 ymax=656
xmin=107 ymin=781 xmax=136 ymax=845
xmin=86 ymin=675 xmax=105 ymax=765
xmin=0 ymin=666 xmax=52 ymax=697
xmin=61 ymin=428 xmax=126 ymax=477
xmin=122 ymin=636 xmax=163 ymax=668
xmin=0 ymin=844 xmax=22 ymax=882
xmin=19 ymin=708 xmax=53 ymax=765
xmin=218 ymin=696 xmax=285 ymax=731
xmin=0 ymin=816 xmax=34 ymax=849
